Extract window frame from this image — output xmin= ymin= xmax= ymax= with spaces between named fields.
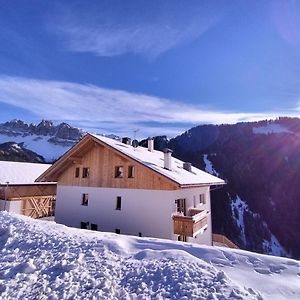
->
xmin=82 ymin=167 xmax=90 ymax=178
xmin=91 ymin=223 xmax=98 ymax=231
xmin=81 ymin=193 xmax=89 ymax=206
xmin=128 ymin=165 xmax=135 ymax=178
xmin=115 ymin=166 xmax=124 ymax=178
xmin=80 ymin=221 xmax=89 ymax=229
xmin=116 ymin=196 xmax=122 ymax=210
xmin=75 ymin=167 xmax=80 ymax=178
xmin=199 ymin=194 xmax=206 ymax=205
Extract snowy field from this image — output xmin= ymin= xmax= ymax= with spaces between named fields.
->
xmin=0 ymin=212 xmax=299 ymax=299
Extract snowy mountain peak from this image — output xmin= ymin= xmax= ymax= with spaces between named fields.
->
xmin=0 ymin=119 xmax=85 ymax=162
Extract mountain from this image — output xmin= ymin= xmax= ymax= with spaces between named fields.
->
xmin=0 ymin=142 xmax=45 ymax=163
xmin=1 ymin=212 xmax=299 ymax=299
xmin=153 ymin=117 xmax=300 ymax=259
xmin=2 ymin=117 xmax=300 ymax=259
xmin=0 ymin=119 xmax=85 ymax=162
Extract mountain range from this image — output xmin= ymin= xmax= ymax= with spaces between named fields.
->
xmin=0 ymin=119 xmax=84 ymax=162
xmin=1 ymin=117 xmax=300 ymax=259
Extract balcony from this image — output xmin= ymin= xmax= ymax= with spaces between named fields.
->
xmin=172 ymin=209 xmax=208 ymax=237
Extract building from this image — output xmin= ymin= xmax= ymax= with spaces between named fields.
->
xmin=0 ymin=161 xmax=56 ymax=218
xmin=37 ymin=134 xmax=225 ymax=245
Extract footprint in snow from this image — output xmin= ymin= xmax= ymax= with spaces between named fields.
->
xmin=221 ymin=251 xmax=237 ymax=264
xmin=254 ymin=268 xmax=272 ymax=275
xmin=210 ymin=258 xmax=233 ymax=267
xmin=269 ymin=264 xmax=287 ymax=274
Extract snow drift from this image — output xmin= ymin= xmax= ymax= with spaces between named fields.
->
xmin=0 ymin=212 xmax=299 ymax=299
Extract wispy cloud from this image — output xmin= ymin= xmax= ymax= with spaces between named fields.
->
xmin=0 ymin=76 xmax=290 ymax=137
xmin=49 ymin=2 xmax=224 ymax=58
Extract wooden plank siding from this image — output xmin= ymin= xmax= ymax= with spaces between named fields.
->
xmin=2 ymin=184 xmax=56 ymax=200
xmin=0 ymin=183 xmax=56 ymax=219
xmin=57 ymin=141 xmax=179 ymax=190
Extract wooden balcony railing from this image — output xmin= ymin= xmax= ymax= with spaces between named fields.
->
xmin=172 ymin=209 xmax=208 ymax=237
xmin=212 ymin=234 xmax=239 ymax=249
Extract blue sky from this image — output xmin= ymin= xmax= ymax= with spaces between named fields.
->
xmin=0 ymin=0 xmax=300 ymax=137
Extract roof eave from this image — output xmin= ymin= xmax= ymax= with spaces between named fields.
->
xmin=179 ymin=181 xmax=226 ymax=189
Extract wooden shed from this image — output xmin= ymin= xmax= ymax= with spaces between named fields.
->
xmin=0 ymin=161 xmax=56 ymax=218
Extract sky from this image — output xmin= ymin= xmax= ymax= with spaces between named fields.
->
xmin=0 ymin=0 xmax=300 ymax=138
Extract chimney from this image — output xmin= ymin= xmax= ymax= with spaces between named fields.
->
xmin=163 ymin=148 xmax=173 ymax=170
xmin=183 ymin=162 xmax=192 ymax=172
xmin=148 ymin=137 xmax=154 ymax=152
xmin=122 ymin=137 xmax=131 ymax=145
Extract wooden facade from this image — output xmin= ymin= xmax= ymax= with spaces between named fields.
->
xmin=39 ymin=135 xmax=179 ymax=191
xmin=0 ymin=183 xmax=56 ymax=219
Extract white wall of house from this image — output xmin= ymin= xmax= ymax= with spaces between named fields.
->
xmin=0 ymin=199 xmax=22 ymax=214
xmin=55 ymin=185 xmax=212 ymax=245
xmin=174 ymin=186 xmax=212 ymax=245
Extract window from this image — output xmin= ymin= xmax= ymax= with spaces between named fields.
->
xmin=82 ymin=167 xmax=90 ymax=178
xmin=80 ymin=221 xmax=89 ymax=229
xmin=175 ymin=198 xmax=186 ymax=215
xmin=178 ymin=235 xmax=187 ymax=242
xmin=116 ymin=196 xmax=122 ymax=210
xmin=91 ymin=223 xmax=98 ymax=231
xmin=115 ymin=166 xmax=124 ymax=178
xmin=199 ymin=194 xmax=206 ymax=205
xmin=138 ymin=232 xmax=142 ymax=237
xmin=128 ymin=166 xmax=135 ymax=178
xmin=115 ymin=228 xmax=120 ymax=234
xmin=82 ymin=193 xmax=89 ymax=206
xmin=75 ymin=167 xmax=80 ymax=178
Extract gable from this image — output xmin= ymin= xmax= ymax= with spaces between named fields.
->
xmin=38 ymin=135 xmax=179 ymax=190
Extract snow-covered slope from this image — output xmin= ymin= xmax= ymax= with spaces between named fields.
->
xmin=252 ymin=124 xmax=292 ymax=135
xmin=0 ymin=120 xmax=84 ymax=162
xmin=0 ymin=134 xmax=71 ymax=162
xmin=230 ymin=195 xmax=287 ymax=257
xmin=0 ymin=212 xmax=299 ymax=299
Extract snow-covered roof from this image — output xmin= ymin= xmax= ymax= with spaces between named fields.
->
xmin=0 ymin=161 xmax=53 ymax=185
xmin=90 ymin=134 xmax=225 ymax=186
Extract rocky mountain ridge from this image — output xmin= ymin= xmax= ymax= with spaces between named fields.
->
xmin=0 ymin=119 xmax=84 ymax=146
xmin=0 ymin=119 xmax=85 ymax=162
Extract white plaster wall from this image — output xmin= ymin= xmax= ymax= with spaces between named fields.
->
xmin=173 ymin=186 xmax=212 ymax=245
xmin=55 ymin=185 xmax=213 ymax=246
xmin=56 ymin=186 xmax=176 ymax=240
xmin=0 ymin=199 xmax=22 ymax=214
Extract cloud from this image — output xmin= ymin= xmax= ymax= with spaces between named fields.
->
xmin=49 ymin=2 xmax=223 ymax=58
xmin=0 ymin=76 xmax=290 ymax=137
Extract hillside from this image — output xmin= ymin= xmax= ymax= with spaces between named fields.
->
xmin=163 ymin=117 xmax=300 ymax=259
xmin=0 ymin=212 xmax=299 ymax=299
xmin=0 ymin=142 xmax=45 ymax=163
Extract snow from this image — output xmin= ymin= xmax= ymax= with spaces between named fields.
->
xmin=252 ymin=124 xmax=292 ymax=135
xmin=0 ymin=212 xmax=299 ymax=299
xmin=203 ymin=154 xmax=220 ymax=176
xmin=0 ymin=161 xmax=52 ymax=184
xmin=231 ymin=196 xmax=247 ymax=244
xmin=0 ymin=133 xmax=71 ymax=162
xmin=230 ymin=195 xmax=287 ymax=257
xmin=89 ymin=134 xmax=225 ymax=186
